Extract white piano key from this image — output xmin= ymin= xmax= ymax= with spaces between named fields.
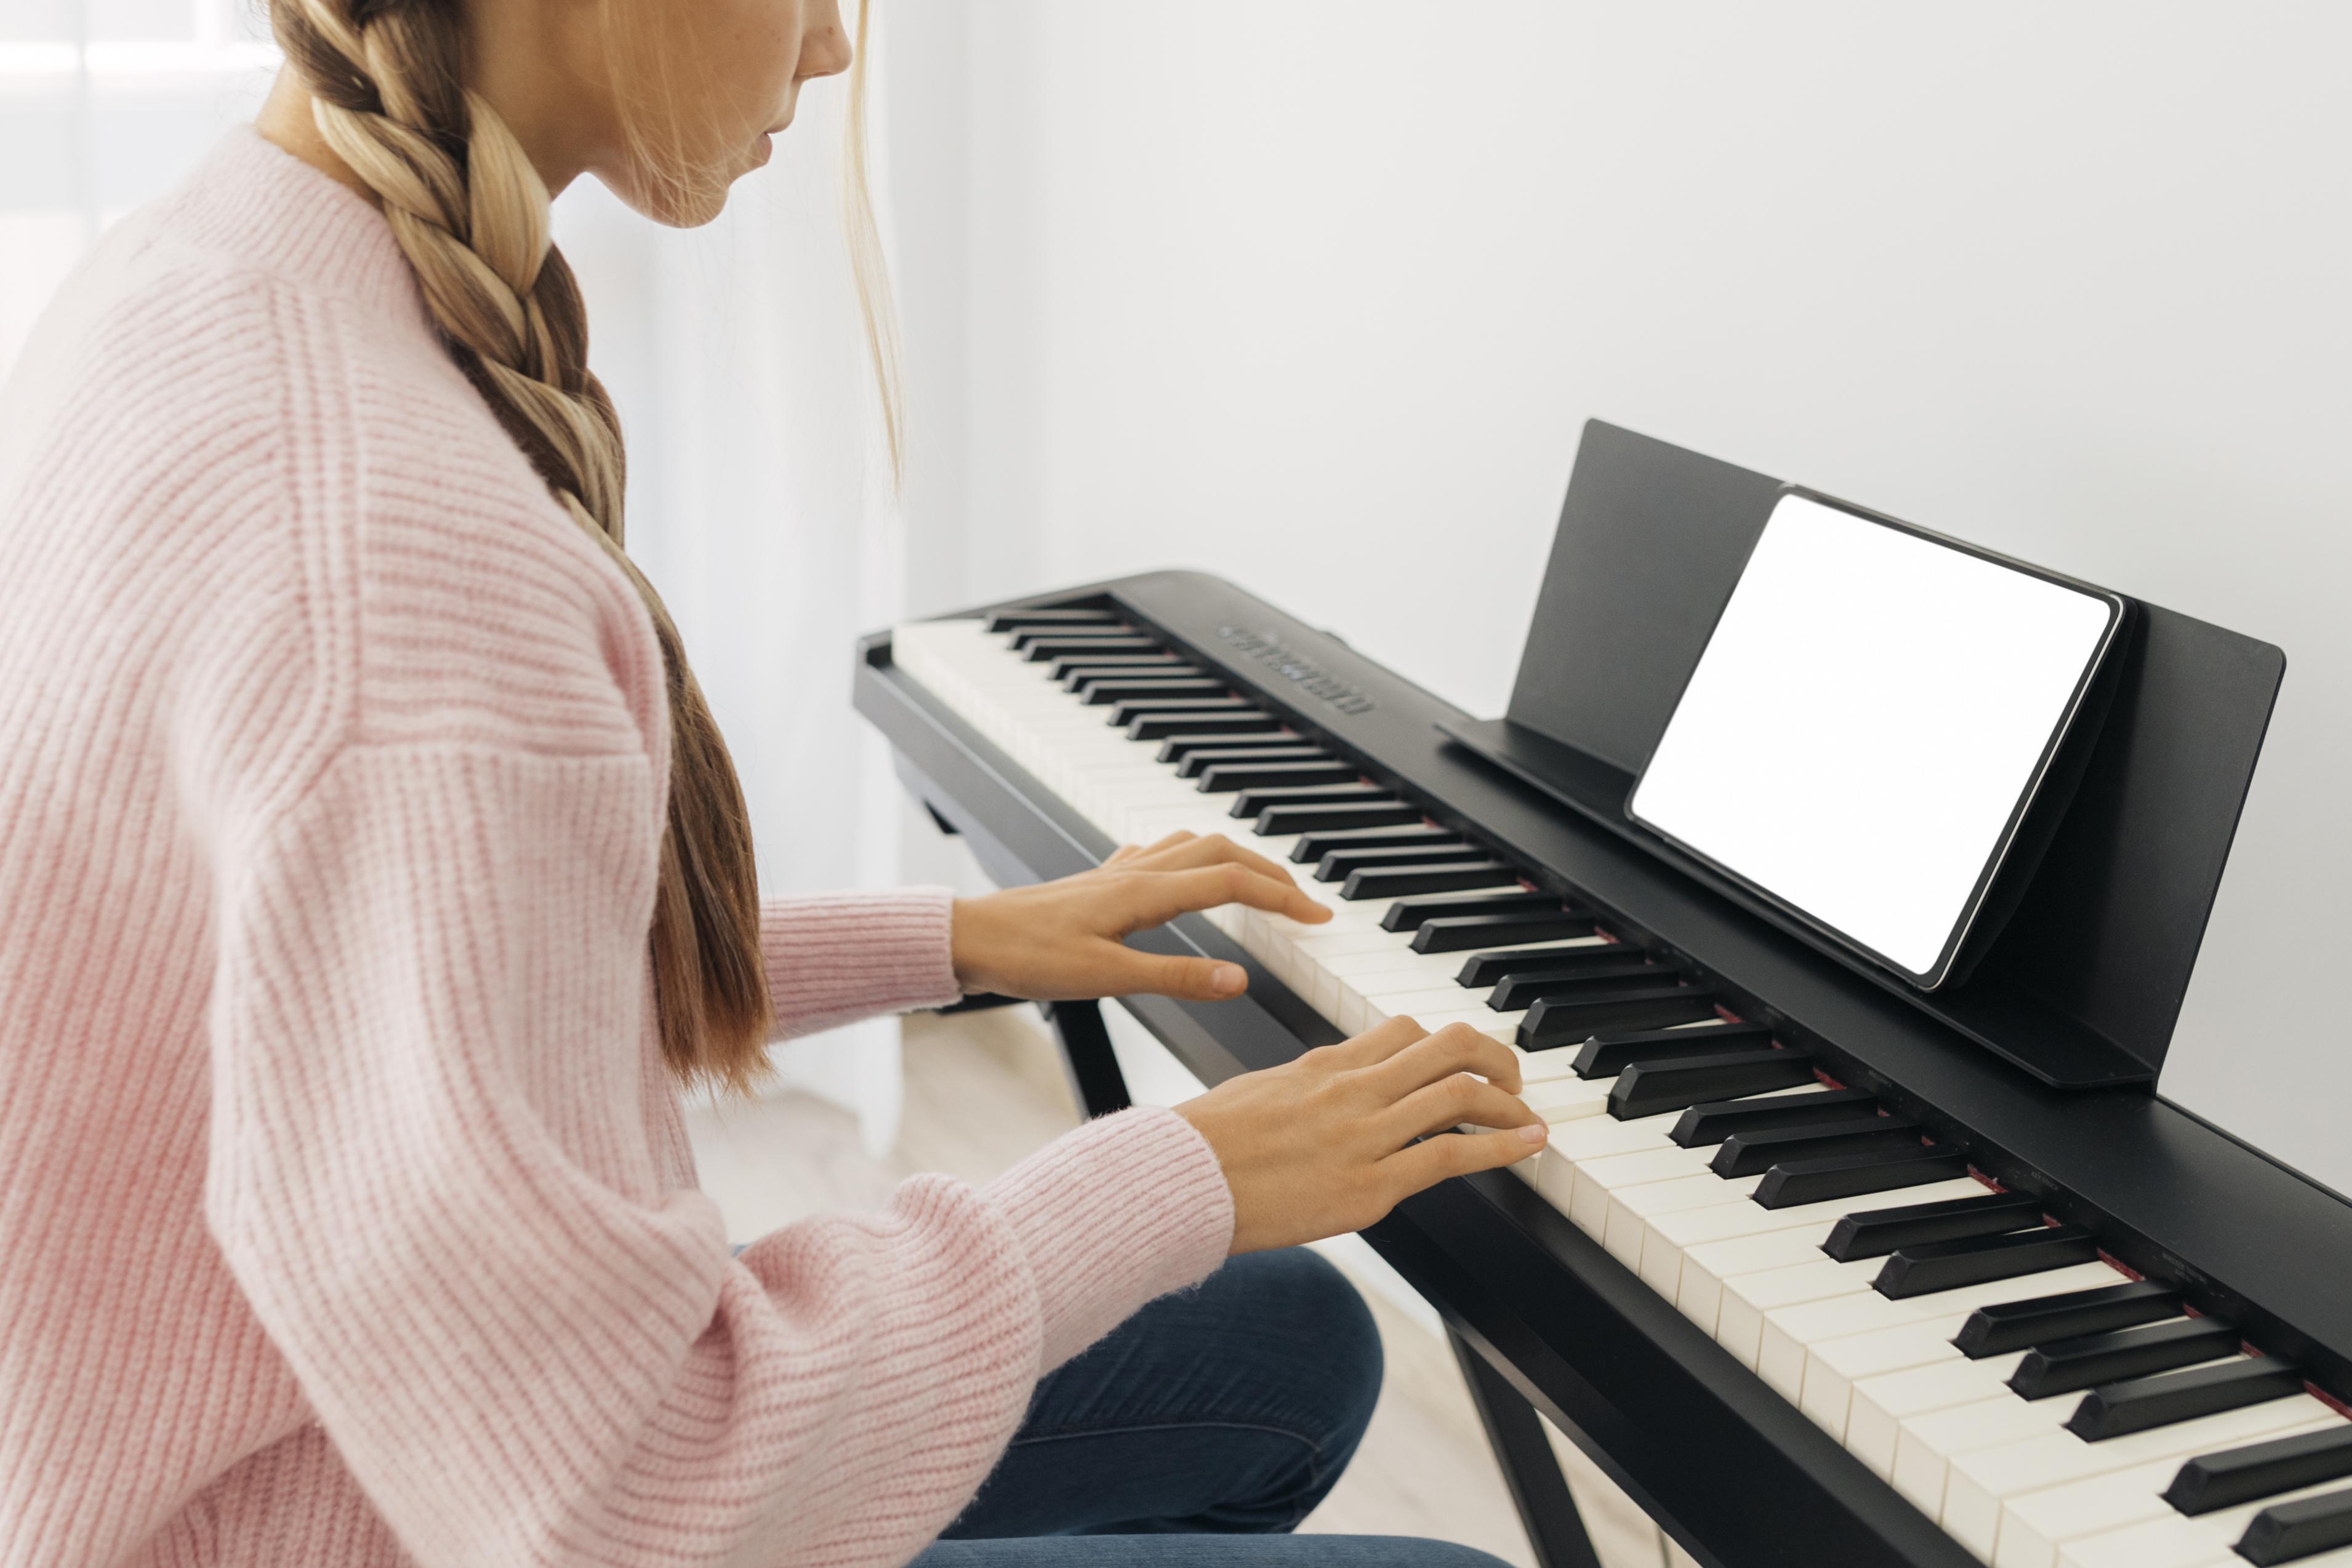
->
xmin=2178 ymin=1550 xmax=2352 ymax=1568
xmin=1768 ymin=1262 xmax=2131 ymax=1509
xmin=1676 ymin=1226 xmax=1857 ymax=1335
xmin=1836 ymin=1350 xmax=2026 ymax=1457
xmin=1637 ymin=1178 xmax=1993 ymax=1306
xmin=1943 ymin=1396 xmax=2343 ymax=1553
xmin=1602 ymin=1170 xmax=1766 ymax=1271
xmin=1893 ymin=1395 xmax=2065 ymax=1514
xmin=1721 ymin=1256 xmax=1888 ymax=1375
xmin=1994 ymin=1455 xmax=2214 ymax=1568
xmin=1765 ymin=1262 xmax=2127 ymax=1399
xmin=1827 ymin=1318 xmax=1991 ymax=1467
xmin=1563 ymin=1143 xmax=1723 ymax=1228
xmin=2053 ymin=1473 xmax=2352 ymax=1568
xmin=1994 ymin=1457 xmax=2342 ymax=1568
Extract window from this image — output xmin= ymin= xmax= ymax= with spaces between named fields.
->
xmin=0 ymin=0 xmax=276 ymax=375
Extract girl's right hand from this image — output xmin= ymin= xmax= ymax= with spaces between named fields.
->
xmin=1172 ymin=1017 xmax=1549 ymax=1255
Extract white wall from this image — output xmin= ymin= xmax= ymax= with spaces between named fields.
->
xmin=882 ymin=2 xmax=2352 ymax=1193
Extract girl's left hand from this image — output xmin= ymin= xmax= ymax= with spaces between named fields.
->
xmin=949 ymin=831 xmax=1332 ymax=1002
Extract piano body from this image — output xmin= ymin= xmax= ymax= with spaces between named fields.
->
xmin=853 ymin=422 xmax=2352 ymax=1568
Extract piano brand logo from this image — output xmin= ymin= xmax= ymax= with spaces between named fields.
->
xmin=1214 ymin=625 xmax=1377 ymax=716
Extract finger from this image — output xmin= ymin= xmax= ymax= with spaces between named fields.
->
xmin=1101 ymin=832 xmax=1185 ymax=870
xmin=1127 ymin=831 xmax=1197 ymax=860
xmin=1364 ymin=1022 xmax=1523 ymax=1096
xmin=1328 ymin=1014 xmax=1431 ymax=1068
xmin=1095 ymin=942 xmax=1253 ymax=1001
xmin=1114 ymin=841 xmax=1328 ymax=923
xmin=1125 ymin=863 xmax=1329 ymax=928
xmin=1380 ymin=1073 xmax=1543 ymax=1146
xmin=1379 ymin=1124 xmax=1551 ymax=1199
xmin=1129 ymin=830 xmax=1307 ymax=892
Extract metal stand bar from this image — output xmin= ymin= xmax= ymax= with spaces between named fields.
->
xmin=1449 ymin=1327 xmax=1604 ymax=1568
xmin=1041 ymin=999 xmax=1133 ymax=1119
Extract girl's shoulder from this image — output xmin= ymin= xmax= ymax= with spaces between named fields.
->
xmin=0 ymin=154 xmax=666 ymax=830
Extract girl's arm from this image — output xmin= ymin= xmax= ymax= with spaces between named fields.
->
xmin=207 ymin=742 xmax=1232 ymax=1568
xmin=760 ymin=886 xmax=961 ymax=1038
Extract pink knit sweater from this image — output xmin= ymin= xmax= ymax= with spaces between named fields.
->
xmin=0 ymin=129 xmax=1234 ymax=1568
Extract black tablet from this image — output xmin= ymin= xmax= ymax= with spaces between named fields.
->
xmin=1626 ymin=489 xmax=2127 ymax=991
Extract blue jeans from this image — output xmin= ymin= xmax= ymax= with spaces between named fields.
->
xmin=907 ymin=1248 xmax=1513 ymax=1567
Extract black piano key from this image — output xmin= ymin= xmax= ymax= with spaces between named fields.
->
xmin=1078 ymin=676 xmax=1228 ymax=705
xmin=2167 ymin=1425 xmax=2352 ymax=1515
xmin=1010 ymin=621 xmax=1127 ymax=649
xmin=1379 ymin=888 xmax=1554 ymax=932
xmin=1129 ymin=712 xmax=1283 ymax=740
xmin=1674 ymin=1086 xmax=1884 ymax=1148
xmin=1953 ymin=1280 xmax=2183 ymax=1358
xmin=1231 ymin=782 xmax=1390 ymax=818
xmin=1175 ymin=745 xmax=1326 ymax=778
xmin=1525 ymin=985 xmax=1722 ymax=1046
xmin=2065 ymin=1356 xmax=2303 ymax=1442
xmin=2237 ymin=1486 xmax=2352 ymax=1567
xmin=1158 ymin=730 xmax=1301 ymax=761
xmin=1341 ymin=862 xmax=1520 ymax=900
xmin=1712 ymin=1117 xmax=1927 ymax=1179
xmin=1568 ymin=1020 xmax=1775 ymax=1077
xmin=1198 ymin=760 xmax=1359 ymax=794
xmin=1285 ymin=825 xmax=1460 ymax=863
xmin=985 ymin=607 xmax=1123 ymax=633
xmin=1318 ymin=842 xmax=1495 ymax=882
xmin=1818 ymin=1190 xmax=2043 ymax=1260
xmin=1412 ymin=910 xmax=1598 ymax=956
xmin=2007 ymin=1316 xmax=2242 ymax=1399
xmin=1598 ymin=1046 xmax=1808 ymax=1115
xmin=1058 ymin=656 xmax=1197 ymax=681
xmin=1056 ymin=654 xmax=1194 ymax=682
xmin=1458 ymin=943 xmax=1645 ymax=988
xmin=1872 ymin=1224 xmax=2100 ymax=1300
xmin=1021 ymin=634 xmax=1158 ymax=660
xmin=1257 ymin=801 xmax=1424 ymax=835
xmin=1752 ymin=1144 xmax=1970 ymax=1210
xmin=1110 ymin=695 xmax=1258 ymax=726
xmin=1487 ymin=959 xmax=1672 ymax=1013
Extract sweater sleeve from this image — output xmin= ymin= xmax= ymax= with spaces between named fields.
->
xmin=205 ymin=742 xmax=1234 ymax=1568
xmin=761 ymin=887 xmax=963 ymax=1039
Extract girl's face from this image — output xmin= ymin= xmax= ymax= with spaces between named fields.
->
xmin=523 ymin=0 xmax=855 ymax=226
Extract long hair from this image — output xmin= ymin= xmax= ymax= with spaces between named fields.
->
xmin=266 ymin=0 xmax=888 ymax=1091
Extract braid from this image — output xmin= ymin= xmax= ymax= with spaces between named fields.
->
xmin=270 ymin=0 xmax=775 ymax=1087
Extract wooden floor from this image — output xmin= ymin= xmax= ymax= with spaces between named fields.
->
xmin=685 ymin=1007 xmax=1696 ymax=1567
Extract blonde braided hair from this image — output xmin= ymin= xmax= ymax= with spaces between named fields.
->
xmin=270 ymin=0 xmax=775 ymax=1088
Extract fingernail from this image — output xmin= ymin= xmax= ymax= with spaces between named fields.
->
xmin=1211 ymin=963 xmax=1246 ymax=996
xmin=1517 ymin=1122 xmax=1549 ymax=1145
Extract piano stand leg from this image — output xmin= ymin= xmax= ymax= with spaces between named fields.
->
xmin=1448 ymin=1327 xmax=1603 ymax=1568
xmin=1042 ymin=999 xmax=1134 ymax=1119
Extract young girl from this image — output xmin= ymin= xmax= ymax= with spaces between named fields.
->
xmin=0 ymin=0 xmax=1548 ymax=1562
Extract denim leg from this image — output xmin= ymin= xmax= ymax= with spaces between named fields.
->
xmin=910 ymin=1534 xmax=1514 ymax=1567
xmin=942 ymin=1248 xmax=1386 ymax=1538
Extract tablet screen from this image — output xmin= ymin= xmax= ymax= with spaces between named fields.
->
xmin=1626 ymin=492 xmax=2121 ymax=988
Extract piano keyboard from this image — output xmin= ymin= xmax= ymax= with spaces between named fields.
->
xmin=892 ymin=610 xmax=2352 ymax=1568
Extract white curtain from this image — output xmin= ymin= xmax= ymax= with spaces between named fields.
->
xmin=1 ymin=1 xmax=915 ymax=1153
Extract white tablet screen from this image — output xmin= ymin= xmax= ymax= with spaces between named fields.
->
xmin=1627 ymin=492 xmax=2119 ymax=985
